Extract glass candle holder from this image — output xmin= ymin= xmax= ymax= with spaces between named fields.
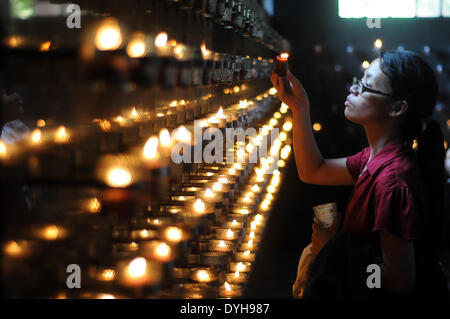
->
xmin=224 ymin=271 xmax=247 ymax=285
xmin=235 ymin=250 xmax=255 ymax=262
xmin=200 ymin=251 xmax=230 ymax=268
xmin=117 ymin=257 xmax=163 ymax=288
xmin=139 ymin=240 xmax=175 ymax=263
xmin=229 ymin=261 xmax=251 ymax=273
xmin=208 ymin=239 xmax=234 ymax=253
xmin=219 ymin=282 xmax=242 ymax=298
xmin=215 ymin=228 xmax=240 ymax=241
xmin=222 ymin=219 xmax=244 ymax=230
xmin=190 ymin=267 xmax=220 ymax=285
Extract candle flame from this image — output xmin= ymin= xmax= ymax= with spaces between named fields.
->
xmin=98 ymin=119 xmax=111 ymax=131
xmin=106 ymin=167 xmax=132 ymax=188
xmin=204 ymin=188 xmax=214 ymax=198
xmin=130 ymin=107 xmax=139 ymax=119
xmin=278 ymin=52 xmax=289 ymax=61
xmin=251 ymin=184 xmax=260 ymax=192
xmin=249 ymin=231 xmax=255 ymax=239
xmin=95 ymin=19 xmax=123 ymax=51
xmin=233 ymin=163 xmax=242 ymax=170
xmin=165 ymin=227 xmax=183 ymax=242
xmin=217 ymin=107 xmax=226 ymax=119
xmin=212 ymin=182 xmax=222 ymax=192
xmin=30 ymin=129 xmax=41 ymax=144
xmin=154 ymin=32 xmax=168 ymax=48
xmin=226 ymin=229 xmax=234 ymax=238
xmin=143 ymin=136 xmax=159 ymax=160
xmin=196 ymin=270 xmax=211 ymax=282
xmin=240 ymin=209 xmax=249 ymax=215
xmin=159 ymin=129 xmax=171 ymax=147
xmin=244 ymin=250 xmax=250 ymax=256
xmin=232 ymin=220 xmax=238 ymax=225
xmin=218 ymin=240 xmax=226 ymax=248
xmin=4 ymin=241 xmax=22 ymax=257
xmin=37 ymin=119 xmax=46 ymax=127
xmin=173 ymin=126 xmax=191 ymax=144
xmin=101 ymin=269 xmax=116 ymax=281
xmin=40 ymin=41 xmax=51 ymax=52
xmin=224 ymin=282 xmax=232 ymax=291
xmin=155 ymin=242 xmax=171 ymax=258
xmin=87 ymin=198 xmax=101 ymax=213
xmin=42 ymin=225 xmax=61 ymax=240
xmin=0 ymin=140 xmax=7 ymax=159
xmin=236 ymin=262 xmax=246 ymax=272
xmin=234 ymin=271 xmax=240 ymax=278
xmin=127 ymin=257 xmax=147 ymax=278
xmin=201 ymin=42 xmax=212 ymax=59
xmin=193 ymin=198 xmax=206 ymax=214
xmin=239 ymin=100 xmax=248 ymax=108
xmin=247 ymin=240 xmax=253 ymax=248
xmin=127 ymin=33 xmax=146 ymax=58
xmin=55 ymin=126 xmax=70 ymax=144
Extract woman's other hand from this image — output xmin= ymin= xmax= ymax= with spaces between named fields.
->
xmin=270 ymin=71 xmax=310 ymax=112
xmin=310 ymin=213 xmax=342 ymax=255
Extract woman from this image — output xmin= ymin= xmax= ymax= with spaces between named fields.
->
xmin=271 ymin=50 xmax=448 ymax=298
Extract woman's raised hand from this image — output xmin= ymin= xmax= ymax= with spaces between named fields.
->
xmin=270 ymin=70 xmax=310 ymax=112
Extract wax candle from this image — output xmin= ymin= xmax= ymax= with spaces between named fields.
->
xmin=118 ymin=257 xmax=162 ymax=288
xmin=225 ymin=271 xmax=247 ymax=284
xmin=208 ymin=239 xmax=234 ymax=253
xmin=215 ymin=228 xmax=239 ymax=241
xmin=229 ymin=261 xmax=251 ymax=273
xmin=191 ymin=267 xmax=219 ymax=285
xmin=235 ymin=250 xmax=256 ymax=262
xmin=140 ymin=240 xmax=174 ymax=263
xmin=219 ymin=282 xmax=242 ymax=298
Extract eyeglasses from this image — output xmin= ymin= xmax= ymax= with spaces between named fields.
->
xmin=352 ymin=77 xmax=403 ymax=100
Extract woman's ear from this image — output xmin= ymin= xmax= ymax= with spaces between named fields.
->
xmin=389 ymin=100 xmax=408 ymax=117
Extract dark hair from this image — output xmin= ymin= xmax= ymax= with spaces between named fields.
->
xmin=379 ymin=50 xmax=445 ymax=255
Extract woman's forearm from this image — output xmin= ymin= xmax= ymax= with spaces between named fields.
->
xmin=291 ymin=106 xmax=325 ymax=183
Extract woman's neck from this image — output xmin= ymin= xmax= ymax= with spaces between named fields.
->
xmin=364 ymin=124 xmax=401 ymax=160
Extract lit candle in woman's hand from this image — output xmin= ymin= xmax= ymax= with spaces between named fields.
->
xmin=276 ymin=53 xmax=289 ymax=76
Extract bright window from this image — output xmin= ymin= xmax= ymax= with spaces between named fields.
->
xmin=416 ymin=0 xmax=441 ymax=17
xmin=339 ymin=0 xmax=448 ymax=18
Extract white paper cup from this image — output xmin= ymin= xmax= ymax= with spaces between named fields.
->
xmin=313 ymin=202 xmax=337 ymax=228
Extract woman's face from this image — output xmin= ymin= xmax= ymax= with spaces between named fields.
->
xmin=344 ymin=58 xmax=394 ymax=126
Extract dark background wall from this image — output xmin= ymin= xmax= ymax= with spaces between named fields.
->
xmin=244 ymin=0 xmax=450 ymax=298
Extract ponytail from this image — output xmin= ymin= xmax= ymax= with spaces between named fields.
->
xmin=416 ymin=120 xmax=446 ymax=256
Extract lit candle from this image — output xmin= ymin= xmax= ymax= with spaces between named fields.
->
xmin=130 ymin=228 xmax=158 ymax=241
xmin=140 ymin=241 xmax=174 ymax=263
xmin=95 ymin=18 xmax=123 ymax=51
xmin=224 ymin=219 xmax=243 ymax=230
xmin=235 ymin=250 xmax=255 ymax=262
xmin=216 ymin=228 xmax=239 ymax=241
xmin=30 ymin=128 xmax=42 ymax=145
xmin=33 ymin=224 xmax=68 ymax=241
xmin=225 ymin=271 xmax=247 ymax=284
xmin=118 ymin=257 xmax=162 ymax=288
xmin=162 ymin=226 xmax=186 ymax=243
xmin=275 ymin=53 xmax=289 ymax=76
xmin=229 ymin=261 xmax=251 ymax=273
xmin=208 ymin=239 xmax=234 ymax=253
xmin=191 ymin=268 xmax=218 ymax=285
xmin=219 ymin=281 xmax=242 ymax=298
xmin=54 ymin=126 xmax=70 ymax=144
xmin=3 ymin=240 xmax=33 ymax=258
xmin=192 ymin=198 xmax=206 ymax=214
